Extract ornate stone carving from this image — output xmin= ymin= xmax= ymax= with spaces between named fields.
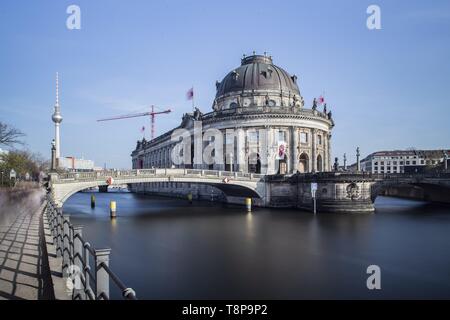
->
xmin=346 ymin=183 xmax=361 ymax=200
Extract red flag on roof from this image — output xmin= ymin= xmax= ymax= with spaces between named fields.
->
xmin=186 ymin=87 xmax=194 ymax=100
xmin=316 ymin=95 xmax=325 ymax=106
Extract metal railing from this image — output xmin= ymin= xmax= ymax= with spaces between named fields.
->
xmin=46 ymin=194 xmax=137 ymax=300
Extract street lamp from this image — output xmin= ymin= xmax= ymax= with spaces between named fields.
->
xmin=9 ymin=169 xmax=16 ymax=187
xmin=51 ymin=139 xmax=56 ymax=171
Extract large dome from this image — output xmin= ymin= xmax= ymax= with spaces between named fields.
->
xmin=213 ymin=54 xmax=304 ymax=110
xmin=216 ymin=55 xmax=300 ymax=97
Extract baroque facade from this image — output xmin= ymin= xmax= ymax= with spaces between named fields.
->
xmin=131 ymin=54 xmax=334 ymax=175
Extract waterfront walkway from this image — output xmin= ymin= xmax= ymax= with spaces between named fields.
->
xmin=0 ymin=188 xmax=54 ymax=300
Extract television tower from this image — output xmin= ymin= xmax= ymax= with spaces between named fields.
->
xmin=51 ymin=72 xmax=63 ymax=159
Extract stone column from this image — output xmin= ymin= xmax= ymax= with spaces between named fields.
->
xmin=322 ymin=131 xmax=328 ymax=172
xmin=259 ymin=126 xmax=269 ymax=174
xmin=291 ymin=127 xmax=298 ymax=173
xmin=311 ymin=129 xmax=316 ymax=172
xmin=327 ymin=134 xmax=332 ymax=171
xmin=236 ymin=128 xmax=246 ymax=172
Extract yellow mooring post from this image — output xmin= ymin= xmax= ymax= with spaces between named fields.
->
xmin=245 ymin=198 xmax=252 ymax=212
xmin=91 ymin=194 xmax=96 ymax=208
xmin=110 ymin=201 xmax=117 ymax=218
xmin=187 ymin=193 xmax=193 ymax=204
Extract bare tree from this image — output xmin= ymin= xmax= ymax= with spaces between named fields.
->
xmin=0 ymin=122 xmax=25 ymax=147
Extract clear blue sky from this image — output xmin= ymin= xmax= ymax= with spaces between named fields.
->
xmin=1 ymin=0 xmax=449 ymax=168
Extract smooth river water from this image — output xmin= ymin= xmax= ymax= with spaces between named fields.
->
xmin=63 ymin=192 xmax=450 ymax=299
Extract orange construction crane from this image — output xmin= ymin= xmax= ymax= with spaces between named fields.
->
xmin=97 ymin=105 xmax=171 ymax=140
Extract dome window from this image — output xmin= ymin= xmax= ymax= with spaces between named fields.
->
xmin=229 ymin=102 xmax=238 ymax=109
xmin=231 ymin=70 xmax=239 ymax=81
xmin=261 ymin=67 xmax=273 ymax=79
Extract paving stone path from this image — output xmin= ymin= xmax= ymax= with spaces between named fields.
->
xmin=0 ymin=188 xmax=54 ymax=300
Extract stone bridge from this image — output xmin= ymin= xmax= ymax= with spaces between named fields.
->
xmin=47 ymin=170 xmax=450 ymax=212
xmin=48 ymin=169 xmax=266 ymax=207
xmin=370 ymin=173 xmax=450 ymax=204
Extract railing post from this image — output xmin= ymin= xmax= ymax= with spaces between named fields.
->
xmin=84 ymin=243 xmax=92 ymax=299
xmin=73 ymin=226 xmax=85 ymax=300
xmin=63 ymin=215 xmax=71 ymax=278
xmin=56 ymin=208 xmax=63 ymax=258
xmin=95 ymin=248 xmax=111 ymax=300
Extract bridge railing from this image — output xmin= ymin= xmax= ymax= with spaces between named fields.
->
xmin=46 ymin=194 xmax=137 ymax=300
xmin=55 ymin=169 xmax=264 ymax=183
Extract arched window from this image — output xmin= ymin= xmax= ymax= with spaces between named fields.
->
xmin=317 ymin=154 xmax=323 ymax=172
xmin=278 ymin=154 xmax=288 ymax=175
xmin=298 ymin=153 xmax=309 ymax=173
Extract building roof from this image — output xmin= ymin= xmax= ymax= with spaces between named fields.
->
xmin=215 ymin=54 xmax=301 ymax=99
xmin=361 ymin=149 xmax=450 ymax=162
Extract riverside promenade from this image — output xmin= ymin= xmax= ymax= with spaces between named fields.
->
xmin=0 ymin=187 xmax=60 ymax=300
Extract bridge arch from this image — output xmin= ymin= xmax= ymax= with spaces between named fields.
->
xmin=370 ymin=180 xmax=450 ymax=204
xmin=51 ymin=170 xmax=265 ymax=207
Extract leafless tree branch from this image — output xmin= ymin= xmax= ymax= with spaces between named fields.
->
xmin=0 ymin=122 xmax=25 ymax=147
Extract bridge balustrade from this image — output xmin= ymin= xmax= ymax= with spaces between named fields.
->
xmin=46 ymin=195 xmax=137 ymax=300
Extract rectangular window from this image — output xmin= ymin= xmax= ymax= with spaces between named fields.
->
xmin=318 ymin=135 xmax=322 ymax=145
xmin=300 ymin=132 xmax=308 ymax=144
xmin=412 ymin=161 xmax=416 ymax=165
xmin=247 ymin=131 xmax=258 ymax=143
xmin=278 ymin=130 xmax=286 ymax=142
xmin=406 ymin=161 xmax=410 ymax=165
xmin=226 ymin=132 xmax=234 ymax=144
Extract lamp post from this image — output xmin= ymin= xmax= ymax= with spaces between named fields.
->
xmin=9 ymin=169 xmax=16 ymax=187
xmin=1 ymin=170 xmax=4 ymax=186
xmin=51 ymin=139 xmax=56 ymax=172
xmin=356 ymin=147 xmax=361 ymax=172
xmin=444 ymin=151 xmax=448 ymax=171
xmin=343 ymin=153 xmax=347 ymax=171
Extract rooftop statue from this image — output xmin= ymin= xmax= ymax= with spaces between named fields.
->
xmin=312 ymin=98 xmax=317 ymax=111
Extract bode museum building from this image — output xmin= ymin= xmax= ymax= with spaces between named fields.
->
xmin=131 ymin=54 xmax=334 ymax=176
